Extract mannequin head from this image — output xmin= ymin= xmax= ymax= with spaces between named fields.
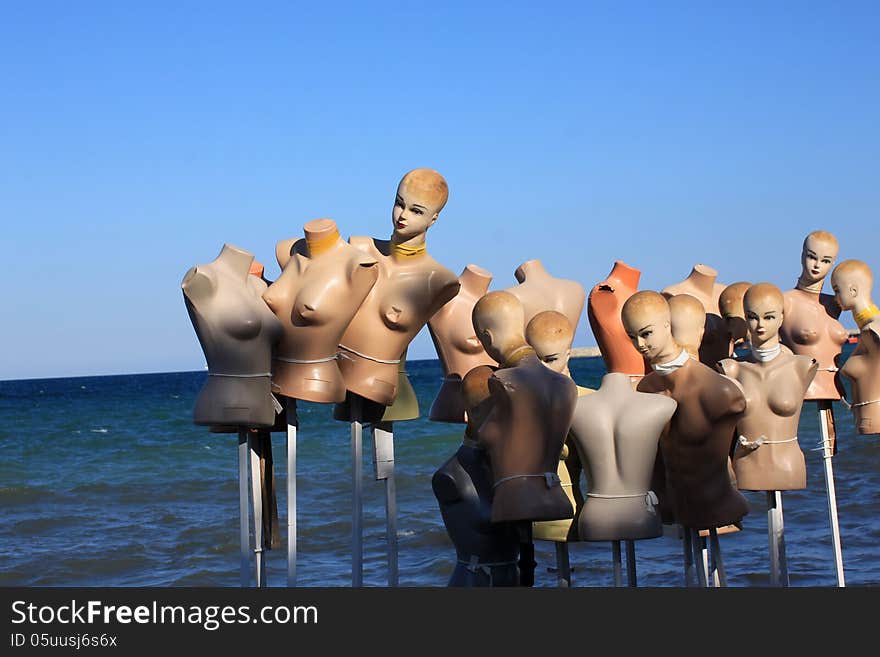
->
xmin=461 ymin=365 xmax=495 ymax=442
xmin=831 ymin=259 xmax=873 ymax=312
xmin=392 ymin=168 xmax=449 ymax=244
xmin=473 ymin=291 xmax=530 ymax=365
xmin=719 ymin=282 xmax=751 ymax=344
xmin=800 ymin=230 xmax=839 ymax=285
xmin=622 ymin=291 xmax=679 ymax=364
xmin=743 ymin=283 xmax=784 ymax=349
xmin=525 ymin=310 xmax=574 ymax=375
xmin=668 ymin=294 xmax=705 ymax=359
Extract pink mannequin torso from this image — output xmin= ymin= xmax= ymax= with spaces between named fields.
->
xmin=504 ymin=260 xmax=585 ymax=333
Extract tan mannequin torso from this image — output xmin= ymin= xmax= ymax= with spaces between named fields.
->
xmin=504 ymin=260 xmax=586 ymax=332
xmin=428 ymin=264 xmax=496 ymax=423
xmin=182 ymin=244 xmax=283 ymax=428
xmin=662 ymin=264 xmax=730 ymax=367
xmin=841 ymin=326 xmax=880 ymax=433
xmin=570 ymin=372 xmax=677 ymax=541
xmin=262 ymin=219 xmax=379 ymax=403
xmin=587 ymin=261 xmax=647 ymax=379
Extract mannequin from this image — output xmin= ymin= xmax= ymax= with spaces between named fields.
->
xmin=718 ymin=283 xmax=816 ymax=491
xmin=587 ymin=261 xmax=648 ymax=380
xmin=335 ymin=168 xmax=461 ymax=411
xmin=432 ymin=365 xmax=520 ymax=587
xmin=832 ymin=259 xmax=880 ymax=434
xmin=662 ymin=264 xmax=729 ymax=367
xmin=182 ymin=243 xmax=283 ymax=428
xmin=428 ymin=264 xmax=497 ymax=423
xmin=719 ymin=282 xmax=752 ymax=355
xmin=504 ymin=259 xmax=586 ymax=333
xmin=625 ymin=291 xmax=747 ymax=585
xmin=717 ymin=283 xmax=817 ymax=586
xmin=262 ymin=219 xmax=379 ymax=403
xmin=779 ymin=230 xmax=847 ymax=400
xmin=473 ymin=291 xmax=578 ymax=586
xmin=525 ymin=311 xmax=593 ymax=585
xmin=669 ymin=294 xmax=707 ymax=361
xmin=569 ymin=372 xmax=677 ymax=542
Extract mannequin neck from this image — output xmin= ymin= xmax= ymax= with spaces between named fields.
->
xmin=303 ymin=221 xmax=342 ymax=258
xmin=684 ymin=265 xmax=717 ymax=295
xmin=796 ymin=274 xmax=824 ymax=294
xmin=514 ymin=259 xmax=548 ymax=283
xmin=501 ymin=344 xmax=536 ymax=367
xmin=607 ymin=261 xmax=641 ymax=289
xmin=600 ymin=372 xmax=635 ymax=393
xmin=216 ymin=244 xmax=254 ymax=279
xmin=853 ymin=298 xmax=880 ymax=329
xmin=751 ymin=340 xmax=782 ymax=362
xmin=390 ymin=235 xmax=428 ymax=260
xmin=459 ymin=265 xmax=492 ymax=296
xmin=652 ymin=348 xmax=690 ymax=375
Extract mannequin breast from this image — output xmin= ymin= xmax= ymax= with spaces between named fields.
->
xmin=720 ymin=356 xmax=811 ymax=490
xmin=781 ymin=289 xmax=847 ymax=399
xmin=840 ymin=326 xmax=880 ymax=434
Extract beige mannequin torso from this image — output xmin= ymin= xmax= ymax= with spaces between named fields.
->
xmin=182 ymin=244 xmax=283 ymax=428
xmin=428 ymin=265 xmax=496 ymax=422
xmin=587 ymin=262 xmax=647 ymax=378
xmin=263 ymin=221 xmax=379 ymax=403
xmin=336 ymin=237 xmax=459 ymax=406
xmin=637 ymin=358 xmax=749 ymax=530
xmin=718 ymin=352 xmax=817 ymax=490
xmin=841 ymin=324 xmax=880 ymax=434
xmin=504 ymin=260 xmax=586 ymax=332
xmin=478 ymin=354 xmax=578 ymax=523
xmin=662 ymin=265 xmax=729 ymax=367
xmin=780 ymin=289 xmax=847 ymax=400
xmin=571 ymin=373 xmax=677 ymax=540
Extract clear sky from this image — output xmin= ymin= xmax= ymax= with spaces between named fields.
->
xmin=2 ymin=2 xmax=878 ymax=380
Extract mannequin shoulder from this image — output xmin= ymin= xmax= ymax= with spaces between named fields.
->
xmin=432 ymin=462 xmax=463 ymax=503
xmin=275 ymin=238 xmax=304 ymax=269
xmin=715 ymin=357 xmax=740 ymax=379
xmin=792 ymin=353 xmax=819 ymax=377
xmin=428 ymin=264 xmax=462 ymax=305
xmin=636 ymin=372 xmax=666 ymax=394
xmin=707 ymin=370 xmax=746 ymax=412
xmin=181 ymin=265 xmax=215 ymax=299
xmin=349 ymin=235 xmax=383 ymax=255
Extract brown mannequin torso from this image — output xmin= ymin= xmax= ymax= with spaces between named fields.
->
xmin=571 ymin=373 xmax=677 ymax=540
xmin=263 ymin=220 xmax=379 ymax=403
xmin=479 ymin=354 xmax=578 ymax=523
xmin=638 ymin=358 xmax=749 ymax=529
xmin=335 ymin=237 xmax=459 ymax=409
xmin=718 ymin=352 xmax=816 ymax=490
xmin=182 ymin=244 xmax=283 ymax=428
xmin=587 ymin=261 xmax=647 ymax=378
xmin=841 ymin=325 xmax=880 ymax=434
xmin=428 ymin=265 xmax=496 ymax=423
xmin=504 ymin=260 xmax=586 ymax=332
xmin=780 ymin=288 xmax=847 ymax=399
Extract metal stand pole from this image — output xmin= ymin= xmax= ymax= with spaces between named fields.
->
xmin=767 ymin=490 xmax=789 ymax=587
xmin=238 ymin=431 xmax=249 ymax=587
xmin=817 ymin=401 xmax=845 ymax=587
xmin=709 ymin=527 xmax=727 ymax=587
xmin=625 ymin=540 xmax=637 ymax=587
xmin=555 ymin=543 xmax=571 ymax=587
xmin=612 ymin=541 xmax=623 ymax=587
xmin=286 ymin=398 xmax=297 ymax=587
xmin=691 ymin=529 xmax=709 ymax=588
xmin=683 ymin=525 xmax=696 ymax=587
xmin=351 ymin=396 xmax=363 ymax=587
xmin=249 ymin=432 xmax=265 ymax=587
xmin=372 ymin=422 xmax=398 ymax=587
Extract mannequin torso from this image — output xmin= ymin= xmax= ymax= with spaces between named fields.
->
xmin=587 ymin=261 xmax=647 ymax=378
xmin=504 ymin=260 xmax=585 ymax=332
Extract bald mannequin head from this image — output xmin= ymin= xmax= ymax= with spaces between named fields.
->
xmin=622 ymin=291 xmax=679 ymax=364
xmin=526 ymin=310 xmax=574 ymax=375
xmin=831 ymin=259 xmax=874 ymax=311
xmin=392 ymin=168 xmax=449 ymax=244
xmin=719 ymin=281 xmax=751 ymax=344
xmin=800 ymin=230 xmax=840 ymax=285
xmin=744 ymin=283 xmax=784 ymax=349
xmin=669 ymin=294 xmax=706 ymax=359
xmin=472 ymin=291 xmax=528 ymax=365
xmin=461 ymin=365 xmax=495 ymax=440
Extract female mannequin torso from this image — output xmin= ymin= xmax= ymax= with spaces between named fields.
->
xmin=570 ymin=372 xmax=677 ymax=540
xmin=182 ymin=244 xmax=283 ymax=428
xmin=587 ymin=261 xmax=647 ymax=379
xmin=662 ymin=264 xmax=730 ymax=367
xmin=262 ymin=219 xmax=379 ymax=403
xmin=504 ymin=260 xmax=586 ymax=333
xmin=840 ymin=326 xmax=880 ymax=433
xmin=428 ymin=264 xmax=496 ymax=423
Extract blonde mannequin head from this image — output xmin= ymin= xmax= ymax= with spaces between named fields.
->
xmin=744 ymin=283 xmax=785 ymax=349
xmin=668 ymin=294 xmax=705 ymax=359
xmin=622 ymin=291 xmax=679 ymax=364
xmin=472 ymin=291 xmax=529 ymax=365
xmin=392 ymin=168 xmax=449 ymax=243
xmin=800 ymin=230 xmax=839 ymax=285
xmin=526 ymin=310 xmax=574 ymax=375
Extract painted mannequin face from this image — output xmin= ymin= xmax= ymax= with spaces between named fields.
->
xmin=800 ymin=236 xmax=838 ymax=285
xmin=624 ymin=312 xmax=672 ymax=362
xmin=745 ymin=296 xmax=783 ymax=349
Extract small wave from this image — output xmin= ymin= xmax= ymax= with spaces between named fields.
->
xmin=397 ymin=530 xmax=415 ymax=538
xmin=90 ymin=428 xmax=109 ymax=433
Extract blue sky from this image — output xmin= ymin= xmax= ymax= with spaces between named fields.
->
xmin=2 ymin=2 xmax=878 ymax=380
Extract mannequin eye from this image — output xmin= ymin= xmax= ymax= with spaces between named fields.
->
xmin=412 ymin=207 xmax=423 ymax=215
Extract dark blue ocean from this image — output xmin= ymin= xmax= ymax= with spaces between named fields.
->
xmin=2 ymin=350 xmax=879 ymax=587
